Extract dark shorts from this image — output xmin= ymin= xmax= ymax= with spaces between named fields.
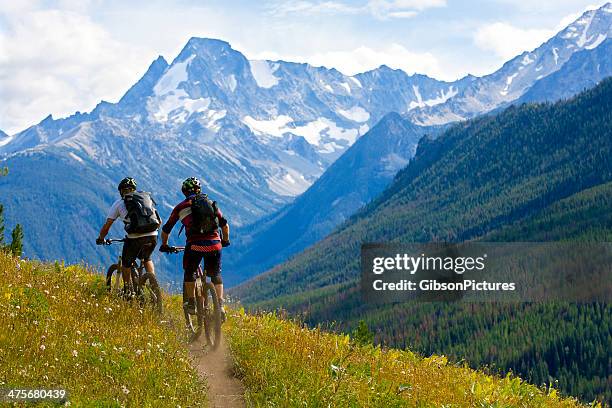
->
xmin=183 ymin=244 xmax=222 ymax=283
xmin=122 ymin=236 xmax=157 ymax=267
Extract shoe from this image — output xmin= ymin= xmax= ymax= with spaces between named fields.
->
xmin=184 ymin=298 xmax=197 ymax=315
xmin=122 ymin=287 xmax=135 ymax=300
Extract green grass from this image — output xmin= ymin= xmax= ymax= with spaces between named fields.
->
xmin=226 ymin=310 xmax=596 ymax=408
xmin=0 ymin=251 xmax=206 ymax=407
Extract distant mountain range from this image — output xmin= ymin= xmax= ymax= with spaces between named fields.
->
xmin=0 ymin=3 xmax=611 ymax=273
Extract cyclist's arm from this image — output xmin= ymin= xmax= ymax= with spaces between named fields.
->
xmin=97 ymin=218 xmax=114 ymax=241
xmin=221 ymin=223 xmax=230 ymax=241
xmin=161 ymin=230 xmax=170 ymax=246
xmin=161 ymin=205 xmax=180 ymax=246
xmin=218 ymin=210 xmax=229 ymax=241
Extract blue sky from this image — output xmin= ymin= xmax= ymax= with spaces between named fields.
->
xmin=0 ymin=0 xmax=604 ymax=134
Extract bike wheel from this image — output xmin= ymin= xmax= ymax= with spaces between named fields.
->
xmin=203 ymin=281 xmax=222 ymax=350
xmin=140 ymin=272 xmax=163 ymax=315
xmin=105 ymin=264 xmax=122 ymax=294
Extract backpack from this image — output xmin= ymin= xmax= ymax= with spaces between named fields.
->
xmin=190 ymin=194 xmax=219 ymax=234
xmin=123 ymin=191 xmax=161 ymax=234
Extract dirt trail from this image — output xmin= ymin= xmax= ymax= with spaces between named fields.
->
xmin=189 ymin=338 xmax=246 ymax=408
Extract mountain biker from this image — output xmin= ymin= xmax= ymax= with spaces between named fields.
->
xmin=159 ymin=177 xmax=230 ymax=320
xmin=96 ymin=177 xmax=161 ymax=296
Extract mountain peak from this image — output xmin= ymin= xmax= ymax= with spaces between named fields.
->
xmin=179 ymin=37 xmax=235 ymax=59
xmin=118 ymin=55 xmax=169 ymax=105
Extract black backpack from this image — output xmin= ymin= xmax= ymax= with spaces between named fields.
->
xmin=190 ymin=194 xmax=219 ymax=234
xmin=123 ymin=191 xmax=161 ymax=234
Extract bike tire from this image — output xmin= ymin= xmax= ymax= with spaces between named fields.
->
xmin=203 ymin=281 xmax=222 ymax=350
xmin=183 ymin=281 xmax=202 ymax=341
xmin=105 ymin=264 xmax=121 ymax=294
xmin=141 ymin=273 xmax=163 ymax=315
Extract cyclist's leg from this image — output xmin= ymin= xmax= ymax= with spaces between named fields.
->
xmin=121 ymin=239 xmax=139 ymax=294
xmin=204 ymin=250 xmax=223 ymax=303
xmin=183 ymin=245 xmax=204 ymax=309
xmin=138 ymin=237 xmax=157 ymax=277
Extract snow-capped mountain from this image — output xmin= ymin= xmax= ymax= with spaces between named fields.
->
xmin=518 ymin=38 xmax=612 ymax=103
xmin=408 ymin=2 xmax=612 ymax=124
xmin=0 ymin=3 xmax=610 ymax=272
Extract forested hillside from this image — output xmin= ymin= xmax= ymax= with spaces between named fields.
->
xmin=231 ymin=78 xmax=612 ymax=404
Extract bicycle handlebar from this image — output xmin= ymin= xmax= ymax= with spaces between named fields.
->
xmin=105 ymin=238 xmax=125 ymax=245
xmin=160 ymin=245 xmax=185 ymax=254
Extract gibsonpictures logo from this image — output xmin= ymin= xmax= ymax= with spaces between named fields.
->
xmin=361 ymin=243 xmax=612 ymax=303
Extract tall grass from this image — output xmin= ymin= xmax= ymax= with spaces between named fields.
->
xmin=0 ymin=252 xmax=206 ymax=406
xmin=226 ymin=310 xmax=595 ymax=408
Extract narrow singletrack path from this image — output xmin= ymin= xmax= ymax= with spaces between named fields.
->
xmin=189 ymin=338 xmax=246 ymax=407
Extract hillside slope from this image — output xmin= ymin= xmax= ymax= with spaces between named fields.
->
xmin=226 ymin=311 xmax=587 ymax=407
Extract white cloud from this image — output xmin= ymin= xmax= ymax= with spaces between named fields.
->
xmin=0 ymin=1 xmax=154 ymax=134
xmin=472 ymin=2 xmax=602 ymax=61
xmin=249 ymin=43 xmax=443 ymax=77
xmin=367 ymin=0 xmax=446 ymax=19
xmin=268 ymin=0 xmax=446 ymax=19
xmin=473 ymin=22 xmax=555 ymax=59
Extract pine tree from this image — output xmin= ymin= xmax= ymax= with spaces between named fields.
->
xmin=9 ymin=224 xmax=23 ymax=257
xmin=352 ymin=320 xmax=374 ymax=346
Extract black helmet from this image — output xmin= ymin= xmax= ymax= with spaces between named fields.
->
xmin=118 ymin=177 xmax=137 ymax=192
xmin=182 ymin=177 xmax=201 ymax=196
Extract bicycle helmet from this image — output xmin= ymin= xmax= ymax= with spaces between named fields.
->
xmin=118 ymin=177 xmax=137 ymax=192
xmin=182 ymin=177 xmax=202 ymax=196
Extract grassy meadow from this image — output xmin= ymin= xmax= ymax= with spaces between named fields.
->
xmin=0 ymin=251 xmax=206 ymax=407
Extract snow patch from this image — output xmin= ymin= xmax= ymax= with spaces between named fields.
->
xmin=359 ymin=124 xmax=369 ymax=135
xmin=266 ymin=170 xmax=310 ymax=196
xmin=227 ymin=74 xmax=237 ymax=92
xmin=340 ymin=82 xmax=351 ymax=94
xmin=242 ymin=115 xmax=293 ymax=137
xmin=337 ymin=106 xmax=370 ymax=122
xmin=349 ymin=76 xmax=362 ymax=88
xmin=68 ymin=152 xmax=84 ymax=163
xmin=154 ymin=55 xmax=195 ymax=96
xmin=552 ymin=48 xmax=559 ymax=65
xmin=585 ymin=33 xmax=607 ymax=50
xmin=249 ymin=60 xmax=280 ymax=88
xmin=147 ymin=92 xmax=212 ymax=124
xmin=521 ymin=54 xmax=534 ymax=65
xmin=408 ymin=86 xmax=458 ymax=110
xmin=323 ymin=84 xmax=334 ymax=93
xmin=535 ymin=65 xmax=543 ymax=72
xmin=243 ymin=115 xmax=358 ymax=149
xmin=576 ymin=12 xmax=595 ymax=47
xmin=500 ymin=73 xmax=518 ymax=96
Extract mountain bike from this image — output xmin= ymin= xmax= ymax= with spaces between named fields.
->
xmin=104 ymin=238 xmax=163 ymax=314
xmin=161 ymin=246 xmax=222 ymax=350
